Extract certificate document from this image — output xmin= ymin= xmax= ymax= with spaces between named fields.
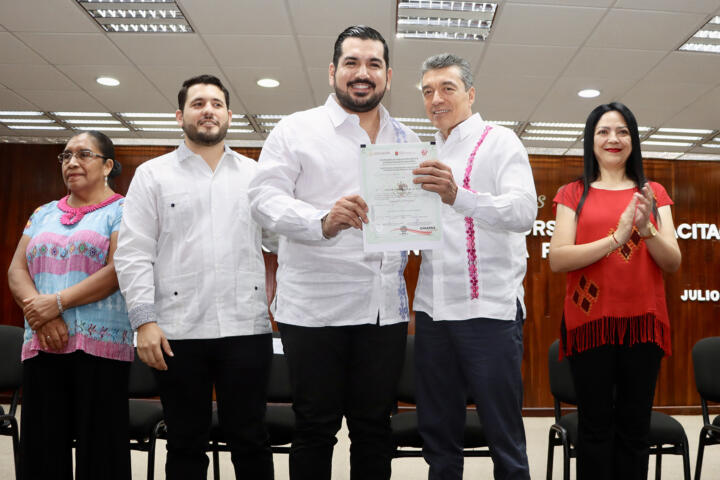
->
xmin=360 ymin=142 xmax=442 ymax=252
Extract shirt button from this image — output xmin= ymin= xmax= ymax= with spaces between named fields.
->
xmin=171 ymin=203 xmax=175 ymax=207
xmin=174 ymin=291 xmax=178 ymax=296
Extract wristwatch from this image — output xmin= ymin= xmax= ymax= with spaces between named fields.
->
xmin=642 ymin=223 xmax=658 ymax=239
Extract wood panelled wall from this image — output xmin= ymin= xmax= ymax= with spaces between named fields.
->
xmin=2 ymin=144 xmax=719 ymax=412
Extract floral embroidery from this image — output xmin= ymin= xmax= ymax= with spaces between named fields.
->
xmin=462 ymin=125 xmax=493 ymax=299
xmin=393 ymin=118 xmax=410 ymax=319
xmin=397 ymin=251 xmax=410 ymax=320
xmin=390 ymin=118 xmax=408 ymax=144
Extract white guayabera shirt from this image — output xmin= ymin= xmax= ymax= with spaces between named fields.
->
xmin=115 ymin=142 xmax=273 ymax=339
xmin=248 ymin=95 xmax=420 ymax=328
xmin=413 ymin=113 xmax=538 ymax=322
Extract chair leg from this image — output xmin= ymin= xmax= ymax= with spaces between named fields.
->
xmin=546 ymin=430 xmax=555 ymax=480
xmin=681 ymin=435 xmax=691 ymax=480
xmin=147 ymin=436 xmax=157 ymax=480
xmin=694 ymin=432 xmax=706 ymax=480
xmin=11 ymin=418 xmax=20 ymax=480
xmin=655 ymin=448 xmax=661 ymax=480
xmin=562 ymin=438 xmax=570 ymax=480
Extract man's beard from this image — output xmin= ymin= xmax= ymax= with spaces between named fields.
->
xmin=334 ymin=79 xmax=387 ymax=113
xmin=183 ymin=118 xmax=229 ymax=146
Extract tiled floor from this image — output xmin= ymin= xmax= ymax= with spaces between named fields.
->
xmin=1 ymin=407 xmax=716 ymax=479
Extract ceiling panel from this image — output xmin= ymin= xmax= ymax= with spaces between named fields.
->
xmin=391 ymin=38 xmax=485 ymax=71
xmin=665 ymin=86 xmax=720 ymax=128
xmin=530 ymin=76 xmax=639 ymax=122
xmin=475 ymin=75 xmax=556 ymax=120
xmin=203 ymin=35 xmax=302 ymax=68
xmin=223 ymin=66 xmax=312 ymax=94
xmin=240 ymin=91 xmax=316 ymax=115
xmin=490 ymin=4 xmax=606 ymax=46
xmin=141 ymin=66 xmax=232 ymax=111
xmin=586 ymin=9 xmax=707 ymax=50
xmin=0 ymin=32 xmax=47 ymax=64
xmin=620 ymin=79 xmax=715 ymax=113
xmin=286 ymin=0 xmax=394 ymax=37
xmin=307 ymin=67 xmax=334 ymax=107
xmin=0 ymin=86 xmax=37 ymax=110
xmin=504 ymin=0 xmax=613 ymax=5
xmin=14 ymin=90 xmax=106 ymax=111
xmin=613 ymin=0 xmax=720 ymax=14
xmin=0 ymin=64 xmax=79 ymax=91
xmin=480 ymin=44 xmax=577 ymax=77
xmin=0 ymin=0 xmax=98 ymax=33
xmin=56 ymin=64 xmax=174 ymax=112
xmin=297 ymin=36 xmax=339 ymax=69
xmin=15 ymin=33 xmax=130 ymax=66
xmin=110 ymin=34 xmax=217 ymax=67
xmin=642 ymin=51 xmax=720 ymax=85
xmin=181 ymin=0 xmax=293 ymax=35
xmin=562 ymin=47 xmax=665 ymax=79
xmin=385 ymin=68 xmax=426 ymax=117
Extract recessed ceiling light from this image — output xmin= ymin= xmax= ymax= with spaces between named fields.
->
xmin=257 ymin=78 xmax=280 ymax=88
xmin=577 ymin=89 xmax=600 ymax=98
xmin=96 ymin=76 xmax=120 ymax=87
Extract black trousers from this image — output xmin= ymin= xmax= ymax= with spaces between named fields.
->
xmin=568 ymin=342 xmax=664 ymax=480
xmin=415 ymin=306 xmax=530 ymax=480
xmin=20 ymin=351 xmax=131 ymax=480
xmin=155 ymin=333 xmax=274 ymax=480
xmin=277 ymin=321 xmax=408 ymax=480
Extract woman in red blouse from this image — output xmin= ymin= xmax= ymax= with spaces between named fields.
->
xmin=549 ymin=102 xmax=681 ymax=480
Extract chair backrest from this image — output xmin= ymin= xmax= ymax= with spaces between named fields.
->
xmin=548 ymin=340 xmax=577 ymax=406
xmin=267 ymin=353 xmax=292 ymax=403
xmin=0 ymin=325 xmax=23 ymax=391
xmin=128 ymin=351 xmax=159 ymax=398
xmin=692 ymin=336 xmax=720 ymax=403
xmin=395 ymin=335 xmax=415 ymax=404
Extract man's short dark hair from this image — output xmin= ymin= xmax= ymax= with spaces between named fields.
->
xmin=177 ymin=74 xmax=230 ymax=110
xmin=333 ymin=25 xmax=389 ymax=68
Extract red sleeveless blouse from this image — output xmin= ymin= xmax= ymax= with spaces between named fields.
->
xmin=553 ymin=180 xmax=673 ymax=358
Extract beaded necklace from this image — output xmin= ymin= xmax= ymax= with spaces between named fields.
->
xmin=57 ymin=193 xmax=123 ymax=225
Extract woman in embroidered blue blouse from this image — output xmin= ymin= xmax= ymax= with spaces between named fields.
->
xmin=7 ymin=131 xmax=132 ymax=480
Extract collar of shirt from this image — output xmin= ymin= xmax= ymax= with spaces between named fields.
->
xmin=434 ymin=112 xmax=484 ymax=147
xmin=324 ymin=94 xmax=392 ymax=133
xmin=176 ymin=140 xmax=234 ymax=163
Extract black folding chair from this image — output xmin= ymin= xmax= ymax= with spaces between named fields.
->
xmin=0 ymin=325 xmax=23 ymax=480
xmin=546 ymin=339 xmax=690 ymax=480
xmin=692 ymin=336 xmax=720 ymax=480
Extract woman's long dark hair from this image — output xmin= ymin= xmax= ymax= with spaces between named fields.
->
xmin=575 ymin=102 xmax=657 ymax=221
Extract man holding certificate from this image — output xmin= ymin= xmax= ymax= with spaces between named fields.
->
xmin=248 ymin=25 xmax=418 ymax=480
xmin=412 ymin=53 xmax=537 ymax=480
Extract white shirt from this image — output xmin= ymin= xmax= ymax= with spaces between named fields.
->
xmin=115 ymin=142 xmax=272 ymax=339
xmin=248 ymin=95 xmax=420 ymax=327
xmin=413 ymin=113 xmax=537 ymax=321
